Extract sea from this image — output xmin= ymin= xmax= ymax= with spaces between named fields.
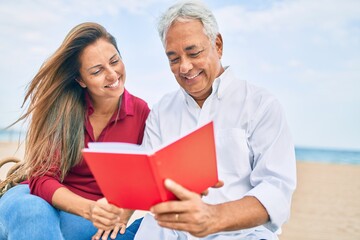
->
xmin=1 ymin=129 xmax=359 ymax=165
xmin=0 ymin=129 xmax=25 ymax=142
xmin=295 ymin=147 xmax=360 ymax=165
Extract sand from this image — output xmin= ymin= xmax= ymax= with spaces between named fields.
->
xmin=0 ymin=141 xmax=25 ymax=179
xmin=1 ymin=141 xmax=359 ymax=239
xmin=280 ymin=161 xmax=360 ymax=240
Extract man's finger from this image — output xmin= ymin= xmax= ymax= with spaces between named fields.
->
xmin=164 ymin=179 xmax=194 ymax=200
xmin=202 ymin=180 xmax=225 ymax=196
xmin=213 ymin=180 xmax=224 ymax=189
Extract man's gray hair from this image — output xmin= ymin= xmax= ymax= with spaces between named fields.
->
xmin=157 ymin=0 xmax=219 ymax=46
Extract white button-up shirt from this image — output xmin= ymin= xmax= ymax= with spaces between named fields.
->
xmin=135 ymin=67 xmax=297 ymax=239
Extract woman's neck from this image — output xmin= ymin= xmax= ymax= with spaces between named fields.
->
xmin=92 ymin=95 xmax=122 ymax=116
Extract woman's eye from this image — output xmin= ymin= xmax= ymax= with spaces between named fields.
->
xmin=91 ymin=69 xmax=101 ymax=75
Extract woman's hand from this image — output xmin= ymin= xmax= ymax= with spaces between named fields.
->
xmin=90 ymin=198 xmax=134 ymax=239
xmin=92 ymin=225 xmax=122 ymax=240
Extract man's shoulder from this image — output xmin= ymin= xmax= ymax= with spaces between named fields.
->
xmin=247 ymin=82 xmax=274 ymax=98
xmin=221 ymin=67 xmax=274 ymax=101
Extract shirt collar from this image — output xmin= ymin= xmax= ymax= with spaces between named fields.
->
xmin=180 ymin=65 xmax=232 ymax=105
xmin=216 ymin=65 xmax=232 ymax=100
xmin=118 ymin=89 xmax=134 ymax=120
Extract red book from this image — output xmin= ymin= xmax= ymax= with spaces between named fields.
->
xmin=82 ymin=121 xmax=218 ymax=210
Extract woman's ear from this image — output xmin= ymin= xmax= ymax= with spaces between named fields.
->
xmin=75 ymin=78 xmax=87 ymax=88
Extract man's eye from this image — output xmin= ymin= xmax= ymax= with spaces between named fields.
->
xmin=169 ymin=57 xmax=179 ymax=64
xmin=190 ymin=50 xmax=203 ymax=58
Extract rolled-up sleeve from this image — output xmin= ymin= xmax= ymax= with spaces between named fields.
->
xmin=245 ymin=99 xmax=297 ymax=232
xmin=29 ymin=165 xmax=65 ymax=204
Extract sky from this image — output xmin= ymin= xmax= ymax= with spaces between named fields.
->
xmin=0 ymin=0 xmax=359 ymax=150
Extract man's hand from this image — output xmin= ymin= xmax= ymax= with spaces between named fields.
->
xmin=150 ymin=179 xmax=220 ymax=238
xmin=202 ymin=180 xmax=224 ymax=196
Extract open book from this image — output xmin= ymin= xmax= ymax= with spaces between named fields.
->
xmin=82 ymin=121 xmax=218 ymax=210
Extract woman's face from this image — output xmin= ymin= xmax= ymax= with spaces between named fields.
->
xmin=77 ymin=38 xmax=125 ymax=104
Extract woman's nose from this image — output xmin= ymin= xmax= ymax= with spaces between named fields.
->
xmin=105 ymin=67 xmax=117 ymax=81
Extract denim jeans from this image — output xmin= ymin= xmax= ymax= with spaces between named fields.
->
xmin=0 ymin=184 xmax=142 ymax=240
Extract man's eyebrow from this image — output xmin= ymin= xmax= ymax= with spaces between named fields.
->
xmin=166 ymin=45 xmax=199 ymax=57
xmin=166 ymin=51 xmax=176 ymax=57
xmin=184 ymin=45 xmax=198 ymax=51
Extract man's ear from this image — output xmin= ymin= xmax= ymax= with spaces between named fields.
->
xmin=75 ymin=78 xmax=87 ymax=88
xmin=215 ymin=33 xmax=223 ymax=58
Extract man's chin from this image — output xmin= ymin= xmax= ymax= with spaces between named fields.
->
xmin=186 ymin=89 xmax=211 ymax=100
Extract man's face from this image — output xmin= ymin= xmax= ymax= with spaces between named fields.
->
xmin=165 ymin=20 xmax=224 ymax=105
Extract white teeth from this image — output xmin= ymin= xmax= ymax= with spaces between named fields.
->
xmin=185 ymin=72 xmax=201 ymax=80
xmin=105 ymin=80 xmax=119 ymax=88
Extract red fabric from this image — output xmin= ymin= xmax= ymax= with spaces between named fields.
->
xmin=28 ymin=89 xmax=150 ymax=203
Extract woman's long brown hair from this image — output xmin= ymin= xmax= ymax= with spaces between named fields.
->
xmin=13 ymin=22 xmax=120 ymax=181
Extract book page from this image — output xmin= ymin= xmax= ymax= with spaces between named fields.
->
xmin=84 ymin=121 xmax=212 ymax=155
xmin=86 ymin=142 xmax=149 ymax=154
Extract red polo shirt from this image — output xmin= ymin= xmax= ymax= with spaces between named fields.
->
xmin=29 ymin=89 xmax=150 ymax=203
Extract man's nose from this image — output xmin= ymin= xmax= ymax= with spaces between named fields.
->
xmin=179 ymin=58 xmax=193 ymax=74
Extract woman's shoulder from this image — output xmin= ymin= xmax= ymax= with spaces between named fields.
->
xmin=124 ymin=89 xmax=150 ymax=112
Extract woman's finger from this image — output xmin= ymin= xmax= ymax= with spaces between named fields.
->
xmin=110 ymin=224 xmax=121 ymax=239
xmin=92 ymin=212 xmax=121 ymax=229
xmin=100 ymin=229 xmax=111 ymax=240
xmin=119 ymin=223 xmax=127 ymax=234
xmin=91 ymin=229 xmax=104 ymax=240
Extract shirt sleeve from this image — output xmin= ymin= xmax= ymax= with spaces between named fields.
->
xmin=29 ymin=166 xmax=66 ymax=204
xmin=244 ymin=98 xmax=297 ymax=232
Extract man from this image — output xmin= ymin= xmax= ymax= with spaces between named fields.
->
xmin=135 ymin=1 xmax=296 ymax=239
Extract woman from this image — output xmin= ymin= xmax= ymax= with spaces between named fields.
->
xmin=0 ymin=22 xmax=149 ymax=240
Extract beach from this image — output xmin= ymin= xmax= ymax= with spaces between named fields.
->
xmin=1 ymin=141 xmax=359 ymax=239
